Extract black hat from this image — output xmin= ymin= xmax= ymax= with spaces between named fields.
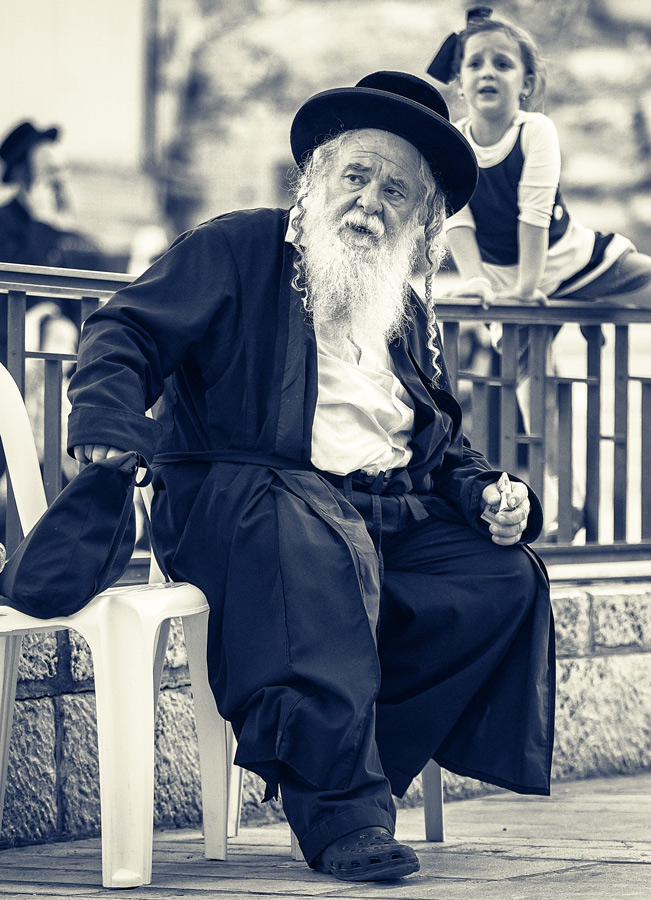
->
xmin=290 ymin=71 xmax=477 ymax=215
xmin=0 ymin=121 xmax=60 ymax=184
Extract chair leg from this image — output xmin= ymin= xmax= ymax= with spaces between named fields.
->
xmin=81 ymin=602 xmax=160 ymax=888
xmin=290 ymin=829 xmax=303 ymax=861
xmin=422 ymin=759 xmax=445 ymax=841
xmin=227 ymin=728 xmax=243 ymax=838
xmin=0 ymin=635 xmax=22 ymax=831
xmin=182 ymin=611 xmax=229 ymax=860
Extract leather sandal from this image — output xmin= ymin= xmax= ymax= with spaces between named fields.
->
xmin=314 ymin=826 xmax=420 ymax=881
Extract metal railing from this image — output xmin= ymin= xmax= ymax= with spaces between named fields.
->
xmin=2 ymin=262 xmax=651 ymax=568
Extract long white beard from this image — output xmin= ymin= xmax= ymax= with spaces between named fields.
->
xmin=299 ymin=192 xmax=420 ymax=347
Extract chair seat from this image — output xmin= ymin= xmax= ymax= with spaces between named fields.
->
xmin=0 ymin=581 xmax=209 ymax=636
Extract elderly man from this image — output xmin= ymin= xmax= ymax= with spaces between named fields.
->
xmin=67 ymin=72 xmax=554 ymax=883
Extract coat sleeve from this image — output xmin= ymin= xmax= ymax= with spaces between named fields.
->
xmin=67 ymin=221 xmax=241 ymax=459
xmin=411 ymin=304 xmax=544 ymax=543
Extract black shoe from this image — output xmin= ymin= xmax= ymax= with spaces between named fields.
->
xmin=313 ymin=826 xmax=420 ymax=882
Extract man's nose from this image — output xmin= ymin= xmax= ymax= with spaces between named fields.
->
xmin=356 ymin=183 xmax=382 ymax=215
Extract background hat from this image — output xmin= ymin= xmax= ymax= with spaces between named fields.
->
xmin=290 ymin=70 xmax=478 ymax=215
xmin=0 ymin=121 xmax=59 ymax=183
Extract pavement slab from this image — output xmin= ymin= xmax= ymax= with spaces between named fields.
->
xmin=0 ymin=772 xmax=649 ymax=899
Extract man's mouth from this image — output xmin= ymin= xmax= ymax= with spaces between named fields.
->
xmin=348 ymin=222 xmax=374 ymax=235
xmin=340 ymin=214 xmax=384 ymax=241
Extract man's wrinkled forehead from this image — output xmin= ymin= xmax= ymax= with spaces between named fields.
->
xmin=336 ymin=128 xmax=422 ymax=180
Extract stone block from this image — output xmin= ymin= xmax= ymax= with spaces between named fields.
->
xmin=17 ymin=631 xmax=58 ymax=682
xmin=153 ymin=687 xmax=202 ymax=827
xmin=164 ymin=618 xmax=188 ymax=671
xmin=68 ymin=630 xmax=93 ymax=682
xmin=553 ymin=655 xmax=651 ymax=780
xmin=58 ymin=693 xmax=100 ymax=835
xmin=551 ymin=589 xmax=592 ymax=656
xmin=1 ymin=698 xmax=57 ymax=845
xmin=590 ymin=586 xmax=651 ymax=650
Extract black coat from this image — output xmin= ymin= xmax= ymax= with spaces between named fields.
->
xmin=68 ymin=207 xmax=553 ymax=798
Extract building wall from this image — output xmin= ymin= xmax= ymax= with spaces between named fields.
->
xmin=1 ymin=0 xmax=147 ymax=170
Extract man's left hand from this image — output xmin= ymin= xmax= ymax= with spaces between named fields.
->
xmin=481 ymin=480 xmax=530 ymax=546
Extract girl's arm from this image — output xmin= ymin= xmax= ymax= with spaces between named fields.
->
xmin=446 ymin=224 xmax=495 ymax=305
xmin=499 ymin=114 xmax=561 ymax=302
xmin=496 ymin=220 xmax=549 ymax=303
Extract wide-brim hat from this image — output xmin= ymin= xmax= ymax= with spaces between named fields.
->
xmin=0 ymin=121 xmax=59 ymax=183
xmin=290 ymin=71 xmax=478 ymax=215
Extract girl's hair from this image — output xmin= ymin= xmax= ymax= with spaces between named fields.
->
xmin=454 ymin=14 xmax=546 ymax=106
xmin=288 ymin=129 xmax=448 ymax=386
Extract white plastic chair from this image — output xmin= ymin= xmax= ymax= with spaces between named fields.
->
xmin=0 ymin=363 xmax=234 ymax=888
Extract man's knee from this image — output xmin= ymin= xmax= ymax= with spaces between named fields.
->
xmin=484 ymin=543 xmax=540 ymax=605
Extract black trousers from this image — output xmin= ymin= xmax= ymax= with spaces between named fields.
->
xmin=278 ymin=488 xmax=553 ymax=865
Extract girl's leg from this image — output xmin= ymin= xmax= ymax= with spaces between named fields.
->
xmin=564 ymin=248 xmax=651 ymax=306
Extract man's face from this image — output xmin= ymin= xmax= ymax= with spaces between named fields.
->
xmin=28 ymin=140 xmax=70 ymax=212
xmin=322 ymin=128 xmax=423 ymax=249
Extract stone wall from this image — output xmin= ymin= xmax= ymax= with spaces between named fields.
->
xmin=2 ymin=581 xmax=651 ymax=846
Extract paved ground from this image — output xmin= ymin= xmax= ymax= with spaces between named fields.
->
xmin=1 ymin=772 xmax=649 ymax=898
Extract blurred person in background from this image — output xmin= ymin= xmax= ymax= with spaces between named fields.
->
xmin=0 ymin=121 xmax=111 ymax=487
xmin=0 ymin=120 xmax=113 ymax=365
xmin=0 ymin=120 xmax=107 ymax=272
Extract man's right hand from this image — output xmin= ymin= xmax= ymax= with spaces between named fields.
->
xmin=73 ymin=445 xmax=126 ymax=464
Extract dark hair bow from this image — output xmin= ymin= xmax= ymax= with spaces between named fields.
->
xmin=426 ymin=6 xmax=493 ymax=84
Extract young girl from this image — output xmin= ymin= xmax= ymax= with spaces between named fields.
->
xmin=427 ymin=6 xmax=651 ymax=540
xmin=427 ymin=5 xmax=651 ymax=308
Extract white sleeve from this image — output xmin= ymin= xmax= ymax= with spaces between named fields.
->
xmin=518 ymin=114 xmax=561 ymax=229
xmin=444 ymin=201 xmax=476 ymax=232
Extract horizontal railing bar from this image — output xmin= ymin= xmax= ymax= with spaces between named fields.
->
xmin=25 ymin=351 xmax=78 ymax=362
xmin=435 ymin=298 xmax=651 ymax=326
xmin=5 ymin=264 xmax=651 ymax=567
xmin=0 ymin=262 xmax=130 ymax=300
xmin=536 ymin=540 xmax=651 ymax=564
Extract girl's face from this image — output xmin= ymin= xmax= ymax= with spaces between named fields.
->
xmin=459 ymin=30 xmax=533 ymax=121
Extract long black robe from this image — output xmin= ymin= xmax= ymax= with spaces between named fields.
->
xmin=67 ymin=207 xmax=554 ymax=811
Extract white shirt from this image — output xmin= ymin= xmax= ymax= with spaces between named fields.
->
xmin=446 ymin=111 xmax=608 ymax=296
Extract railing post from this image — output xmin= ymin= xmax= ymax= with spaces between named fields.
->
xmin=5 ymin=290 xmax=27 ymax=551
xmin=556 ymin=380 xmax=574 ymax=542
xmin=584 ymin=325 xmax=602 ymax=542
xmin=7 ymin=289 xmax=26 ymax=392
xmin=527 ymin=324 xmax=548 ymax=505
xmin=499 ymin=323 xmax=519 ymax=472
xmin=42 ymin=357 xmax=65 ymax=504
xmin=613 ymin=325 xmax=629 ymax=541
xmin=442 ymin=321 xmax=459 ymax=396
xmin=641 ymin=381 xmax=651 ymax=541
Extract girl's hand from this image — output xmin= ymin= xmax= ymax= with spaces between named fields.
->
xmin=481 ymin=480 xmax=530 ymax=546
xmin=496 ymin=287 xmax=548 ymax=305
xmin=448 ymin=275 xmax=495 ymax=309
